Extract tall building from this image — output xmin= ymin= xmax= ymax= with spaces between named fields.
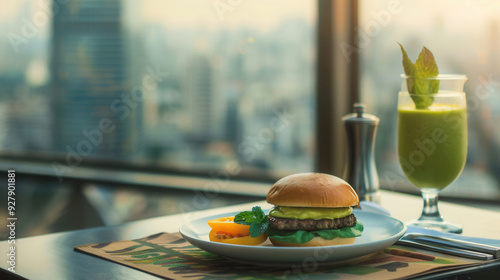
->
xmin=51 ymin=0 xmax=136 ymax=158
xmin=223 ymin=88 xmax=241 ymax=144
xmin=184 ymin=54 xmax=217 ymax=144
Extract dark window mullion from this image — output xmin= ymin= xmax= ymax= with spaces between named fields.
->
xmin=316 ymin=0 xmax=359 ymax=175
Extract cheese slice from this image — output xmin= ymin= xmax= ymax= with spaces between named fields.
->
xmin=269 ymin=206 xmax=352 ymax=220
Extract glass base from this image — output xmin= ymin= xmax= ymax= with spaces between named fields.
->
xmin=407 ymin=219 xmax=463 ymax=234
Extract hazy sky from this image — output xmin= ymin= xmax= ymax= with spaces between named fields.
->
xmin=1 ymin=1 xmax=28 ymax=21
xmin=140 ymin=0 xmax=316 ymax=32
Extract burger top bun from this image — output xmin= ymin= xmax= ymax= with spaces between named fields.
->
xmin=266 ymin=173 xmax=359 ymax=208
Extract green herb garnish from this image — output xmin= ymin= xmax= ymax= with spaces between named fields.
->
xmin=234 ymin=206 xmax=269 ymax=237
xmin=398 ymin=43 xmax=439 ymax=109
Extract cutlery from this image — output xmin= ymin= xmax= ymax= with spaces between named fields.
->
xmin=396 ymin=239 xmax=494 ymax=260
xmin=403 ymin=233 xmax=500 ymax=259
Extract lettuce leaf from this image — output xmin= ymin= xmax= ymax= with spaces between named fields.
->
xmin=266 ymin=222 xmax=364 ymax=244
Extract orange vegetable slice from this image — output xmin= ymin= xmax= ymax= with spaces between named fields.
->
xmin=207 ymin=216 xmax=267 ymax=245
xmin=207 ymin=216 xmax=250 ymax=236
xmin=208 ymin=229 xmax=267 ymax=245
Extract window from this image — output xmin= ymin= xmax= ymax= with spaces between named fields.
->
xmin=0 ymin=0 xmax=316 ymax=180
xmin=359 ymin=0 xmax=500 ymax=201
xmin=2 ymin=0 xmax=499 ymax=202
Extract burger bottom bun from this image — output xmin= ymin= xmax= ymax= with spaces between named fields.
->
xmin=270 ymin=236 xmax=356 ymax=247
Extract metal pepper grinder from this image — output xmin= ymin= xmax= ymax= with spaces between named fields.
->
xmin=342 ymin=103 xmax=381 ymax=204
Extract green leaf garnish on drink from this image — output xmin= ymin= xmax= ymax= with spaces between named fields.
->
xmin=398 ymin=43 xmax=440 ymax=109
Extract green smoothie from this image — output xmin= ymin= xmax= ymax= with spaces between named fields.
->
xmin=398 ymin=104 xmax=467 ymax=189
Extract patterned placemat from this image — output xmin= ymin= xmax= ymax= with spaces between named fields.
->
xmin=74 ymin=232 xmax=497 ymax=280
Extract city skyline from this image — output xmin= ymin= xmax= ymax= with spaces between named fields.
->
xmin=0 ymin=1 xmax=316 ymax=177
xmin=0 ymin=1 xmax=499 ymax=199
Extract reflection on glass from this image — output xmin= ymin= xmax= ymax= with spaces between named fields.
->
xmin=360 ymin=0 xmax=500 ymax=201
xmin=0 ymin=0 xmax=316 ymax=178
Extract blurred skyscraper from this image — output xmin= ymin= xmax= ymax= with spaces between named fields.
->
xmin=51 ymin=0 xmax=136 ymax=158
xmin=184 ymin=54 xmax=218 ymax=144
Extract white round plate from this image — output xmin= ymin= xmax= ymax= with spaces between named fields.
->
xmin=179 ymin=210 xmax=406 ymax=266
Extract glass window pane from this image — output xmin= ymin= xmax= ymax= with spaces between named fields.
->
xmin=359 ymin=0 xmax=500 ymax=201
xmin=0 ymin=0 xmax=316 ymax=179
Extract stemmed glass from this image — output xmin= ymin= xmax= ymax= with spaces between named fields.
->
xmin=397 ymin=75 xmax=468 ymax=233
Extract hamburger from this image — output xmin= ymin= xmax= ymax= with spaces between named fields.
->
xmin=265 ymin=172 xmax=363 ymax=247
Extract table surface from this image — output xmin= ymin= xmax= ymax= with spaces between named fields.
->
xmin=1 ymin=190 xmax=499 ymax=280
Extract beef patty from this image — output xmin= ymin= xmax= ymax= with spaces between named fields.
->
xmin=268 ymin=214 xmax=357 ymax=231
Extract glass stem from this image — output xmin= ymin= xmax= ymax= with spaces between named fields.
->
xmin=418 ymin=189 xmax=444 ymax=222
